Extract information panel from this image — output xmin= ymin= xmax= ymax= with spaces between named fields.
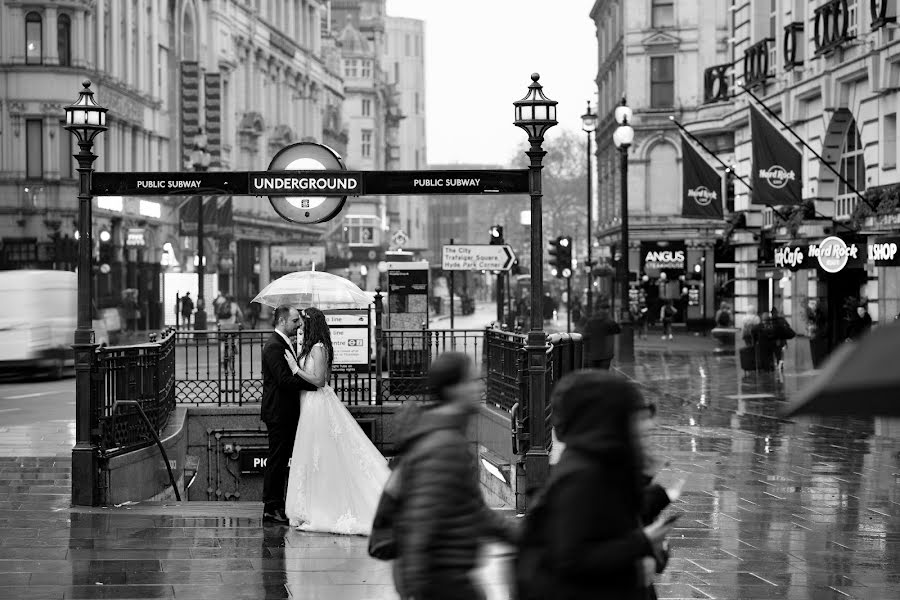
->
xmin=324 ymin=309 xmax=370 ymax=374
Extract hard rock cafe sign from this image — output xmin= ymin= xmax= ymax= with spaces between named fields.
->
xmin=757 ymin=165 xmax=796 ymax=189
xmin=774 ymin=237 xmax=862 ymax=273
xmin=686 ymin=186 xmax=716 ymax=206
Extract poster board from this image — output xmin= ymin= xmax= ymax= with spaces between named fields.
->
xmin=324 ymin=309 xmax=371 ymax=374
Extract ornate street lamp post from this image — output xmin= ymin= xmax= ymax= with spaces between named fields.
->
xmin=612 ymin=98 xmax=635 ymax=362
xmin=64 ymin=81 xmax=108 ymax=506
xmin=187 ymin=131 xmax=211 ymax=331
xmin=514 ymin=73 xmax=557 ymax=502
xmin=581 ymin=101 xmax=597 ymax=316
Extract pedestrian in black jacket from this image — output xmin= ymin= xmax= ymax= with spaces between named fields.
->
xmin=537 ymin=370 xmax=676 ymax=600
xmin=393 ymin=352 xmax=517 ymax=600
xmin=581 ymin=304 xmax=621 ymax=369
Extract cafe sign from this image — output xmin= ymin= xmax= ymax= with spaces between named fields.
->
xmin=773 ymin=237 xmax=864 ymax=273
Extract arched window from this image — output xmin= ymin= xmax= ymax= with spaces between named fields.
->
xmin=57 ymin=14 xmax=71 ymax=66
xmin=25 ymin=12 xmax=42 ymax=64
xmin=837 ymin=120 xmax=865 ymax=217
xmin=648 ymin=142 xmax=680 ymax=215
xmin=182 ymin=8 xmax=196 ymax=61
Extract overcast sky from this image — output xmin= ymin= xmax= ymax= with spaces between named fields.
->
xmin=385 ymin=0 xmax=598 ymax=167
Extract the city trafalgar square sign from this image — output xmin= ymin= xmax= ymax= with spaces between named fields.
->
xmin=442 ymin=244 xmax=517 ymax=271
xmin=91 ymin=143 xmax=530 ymax=225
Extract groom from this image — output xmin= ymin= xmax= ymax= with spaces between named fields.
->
xmin=261 ymin=305 xmax=318 ymax=524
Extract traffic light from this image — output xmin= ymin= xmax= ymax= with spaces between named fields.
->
xmin=558 ymin=236 xmax=573 ymax=278
xmin=548 ymin=236 xmax=573 ymax=278
xmin=98 ymin=230 xmax=113 ymax=266
xmin=489 ymin=225 xmax=504 ymax=245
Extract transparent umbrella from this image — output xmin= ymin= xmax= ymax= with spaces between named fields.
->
xmin=252 ymin=271 xmax=371 ymax=310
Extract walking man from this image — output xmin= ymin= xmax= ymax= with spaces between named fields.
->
xmin=581 ymin=304 xmax=621 ymax=369
xmin=180 ymin=292 xmax=194 ymax=328
xmin=261 ymin=305 xmax=320 ymax=524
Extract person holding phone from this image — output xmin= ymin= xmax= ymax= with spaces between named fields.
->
xmin=521 ymin=370 xmax=677 ymax=600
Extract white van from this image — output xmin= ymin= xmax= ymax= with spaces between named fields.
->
xmin=0 ymin=270 xmax=109 ymax=378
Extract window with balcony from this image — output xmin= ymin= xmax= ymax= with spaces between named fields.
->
xmin=26 ymin=120 xmax=43 ymax=179
xmin=884 ymin=113 xmax=896 ymax=168
xmin=58 ymin=14 xmax=71 ymax=66
xmin=836 ymin=120 xmax=865 ymax=218
xmin=361 ymin=130 xmax=372 ymax=158
xmin=652 ymin=0 xmax=674 ymax=28
xmin=25 ymin=12 xmax=42 ymax=64
xmin=650 ymin=56 xmax=674 ymax=108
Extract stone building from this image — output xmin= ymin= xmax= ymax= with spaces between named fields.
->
xmin=689 ymin=0 xmax=900 ymax=353
xmin=589 ymin=0 xmax=731 ymax=325
xmin=0 ymin=0 xmax=344 ymax=327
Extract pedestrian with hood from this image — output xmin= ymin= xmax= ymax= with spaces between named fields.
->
xmin=516 ymin=370 xmax=677 ymax=600
xmin=581 ymin=303 xmax=621 ymax=369
xmin=392 ymin=352 xmax=517 ymax=600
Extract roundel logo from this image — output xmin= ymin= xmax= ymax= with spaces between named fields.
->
xmin=762 ymin=165 xmax=791 ymax=189
xmin=816 ymin=236 xmax=850 ymax=274
xmin=266 ymin=142 xmax=349 ymax=225
xmin=688 ymin=186 xmax=714 ymax=206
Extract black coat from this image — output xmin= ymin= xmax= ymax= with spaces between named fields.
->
xmin=260 ymin=332 xmax=317 ymax=424
xmin=582 ymin=316 xmax=622 ymax=361
xmin=393 ymin=407 xmax=516 ymax=598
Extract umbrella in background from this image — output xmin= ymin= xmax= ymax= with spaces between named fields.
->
xmin=781 ymin=321 xmax=900 ymax=418
xmin=252 ymin=271 xmax=371 ymax=310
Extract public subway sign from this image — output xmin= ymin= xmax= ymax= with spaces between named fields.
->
xmin=774 ymin=237 xmax=866 ymax=273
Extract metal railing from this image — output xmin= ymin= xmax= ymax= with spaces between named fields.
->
xmin=485 ymin=328 xmax=527 ymax=412
xmin=173 ymin=326 xmax=375 ymax=406
xmin=381 ymin=327 xmax=485 ymax=402
xmin=95 ymin=327 xmax=176 ymax=457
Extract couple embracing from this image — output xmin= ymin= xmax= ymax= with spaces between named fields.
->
xmin=261 ymin=305 xmax=390 ymax=533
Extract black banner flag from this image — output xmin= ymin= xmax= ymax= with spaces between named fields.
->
xmin=681 ymin=136 xmax=723 ymax=219
xmin=749 ymin=104 xmax=803 ymax=206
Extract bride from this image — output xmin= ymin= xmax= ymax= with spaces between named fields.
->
xmin=283 ymin=307 xmax=390 ymax=535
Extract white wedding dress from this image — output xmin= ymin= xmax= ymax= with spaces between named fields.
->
xmin=285 ymin=343 xmax=390 ymax=535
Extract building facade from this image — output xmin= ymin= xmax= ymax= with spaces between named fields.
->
xmin=590 ymin=0 xmax=731 ymax=325
xmin=385 ymin=15 xmax=428 ymax=259
xmin=691 ymin=0 xmax=900 ymax=352
xmin=0 ymin=0 xmax=343 ymax=326
xmin=325 ymin=0 xmax=415 ymax=291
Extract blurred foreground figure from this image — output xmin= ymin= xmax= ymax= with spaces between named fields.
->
xmin=516 ymin=371 xmax=676 ymax=600
xmin=393 ymin=352 xmax=517 ymax=600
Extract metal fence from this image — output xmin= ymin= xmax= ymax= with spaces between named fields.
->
xmin=381 ymin=327 xmax=485 ymax=402
xmin=484 ymin=328 xmax=527 ymax=412
xmin=173 ymin=327 xmax=376 ymax=406
xmin=95 ymin=328 xmax=176 ymax=456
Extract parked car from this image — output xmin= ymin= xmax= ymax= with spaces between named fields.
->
xmin=0 ymin=270 xmax=109 ymax=379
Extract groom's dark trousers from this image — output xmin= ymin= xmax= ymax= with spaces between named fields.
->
xmin=261 ymin=332 xmax=317 ymax=514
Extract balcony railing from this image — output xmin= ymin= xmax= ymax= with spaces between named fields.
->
xmin=815 ymin=0 xmax=855 ymax=56
xmin=783 ymin=22 xmax=805 ymax=69
xmin=835 ymin=195 xmax=859 ymax=220
xmin=743 ymin=38 xmax=775 ymax=89
xmin=871 ymin=0 xmax=898 ymax=30
xmin=703 ymin=63 xmax=732 ymax=104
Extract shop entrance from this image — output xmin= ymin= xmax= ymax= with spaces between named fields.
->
xmin=824 ymin=267 xmax=867 ymax=347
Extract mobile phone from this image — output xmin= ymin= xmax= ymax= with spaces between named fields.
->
xmin=663 ymin=514 xmax=681 ymax=526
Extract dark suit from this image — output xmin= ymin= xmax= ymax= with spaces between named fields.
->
xmin=261 ymin=332 xmax=318 ymax=514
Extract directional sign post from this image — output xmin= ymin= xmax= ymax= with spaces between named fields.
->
xmin=442 ymin=244 xmax=516 ymax=271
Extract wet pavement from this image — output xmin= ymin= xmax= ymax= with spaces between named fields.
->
xmin=0 ymin=341 xmax=898 ymax=599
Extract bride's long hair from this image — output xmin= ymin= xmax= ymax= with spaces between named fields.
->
xmin=298 ymin=307 xmax=334 ymax=368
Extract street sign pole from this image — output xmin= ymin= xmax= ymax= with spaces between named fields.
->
xmin=449 ymin=238 xmax=455 ymax=331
